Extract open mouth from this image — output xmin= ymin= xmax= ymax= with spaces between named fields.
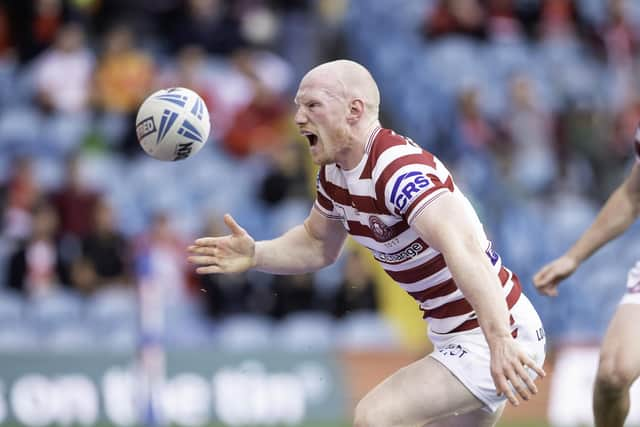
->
xmin=301 ymin=131 xmax=318 ymax=146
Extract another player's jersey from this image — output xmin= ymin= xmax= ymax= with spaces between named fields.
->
xmin=314 ymin=127 xmax=521 ymax=336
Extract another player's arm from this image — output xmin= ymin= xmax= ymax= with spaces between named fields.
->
xmin=565 ymin=162 xmax=640 ymax=265
xmin=534 ymin=162 xmax=640 ymax=294
xmin=254 ymin=208 xmax=348 ymax=274
xmin=189 ymin=209 xmax=348 ymax=275
xmin=411 ymin=192 xmax=545 ymax=406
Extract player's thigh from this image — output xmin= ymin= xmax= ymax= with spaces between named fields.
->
xmin=597 ymin=303 xmax=640 ymax=386
xmin=426 ymin=404 xmax=504 ymax=427
xmin=354 ymin=355 xmax=484 ymax=427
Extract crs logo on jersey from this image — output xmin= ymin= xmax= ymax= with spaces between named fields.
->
xmin=390 ymin=171 xmax=431 ymax=212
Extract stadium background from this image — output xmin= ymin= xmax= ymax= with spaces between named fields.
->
xmin=1 ymin=0 xmax=640 ymax=426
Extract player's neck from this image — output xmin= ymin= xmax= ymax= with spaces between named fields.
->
xmin=336 ymin=120 xmax=380 ymax=171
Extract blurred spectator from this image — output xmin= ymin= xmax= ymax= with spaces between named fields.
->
xmin=7 ymin=200 xmax=70 ymax=298
xmin=2 ymin=157 xmax=41 ymax=241
xmin=93 ymin=23 xmax=154 ymax=155
xmin=135 ymin=211 xmax=191 ymax=304
xmin=539 ymin=0 xmax=580 ymax=40
xmin=0 ymin=2 xmax=13 ymax=59
xmin=157 ymin=44 xmax=238 ymax=136
xmin=271 ymin=273 xmax=317 ymax=319
xmin=32 ymin=22 xmax=94 ymax=115
xmin=452 ymin=86 xmax=498 ymax=155
xmin=5 ymin=0 xmax=69 ymax=63
xmin=157 ymin=45 xmax=218 ymax=112
xmin=486 ymin=0 xmax=524 ymax=41
xmin=93 ymin=23 xmax=154 ymax=114
xmin=332 ymin=250 xmax=378 ymax=318
xmin=557 ymin=99 xmax=614 ymax=199
xmin=71 ymin=198 xmax=130 ymax=294
xmin=258 ymin=140 xmax=311 ymax=207
xmin=169 ymin=0 xmax=246 ymax=55
xmin=424 ymin=0 xmax=487 ymax=41
xmin=502 ymin=74 xmax=557 ymax=195
xmin=223 ymin=52 xmax=293 ymax=158
xmin=49 ymin=153 xmax=100 ymax=248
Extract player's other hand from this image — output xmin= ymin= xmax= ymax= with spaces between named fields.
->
xmin=532 ymin=255 xmax=578 ymax=297
xmin=188 ymin=214 xmax=256 ymax=274
xmin=490 ymin=337 xmax=546 ymax=407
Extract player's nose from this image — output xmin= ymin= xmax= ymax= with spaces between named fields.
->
xmin=294 ymin=107 xmax=307 ymax=125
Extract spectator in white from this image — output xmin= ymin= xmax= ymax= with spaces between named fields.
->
xmin=503 ymin=74 xmax=556 ymax=195
xmin=32 ymin=22 xmax=94 ymax=114
xmin=7 ymin=200 xmax=70 ymax=298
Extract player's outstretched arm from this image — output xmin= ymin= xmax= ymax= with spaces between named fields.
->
xmin=411 ymin=193 xmax=545 ymax=407
xmin=189 ymin=208 xmax=348 ymax=275
xmin=534 ymin=161 xmax=640 ymax=296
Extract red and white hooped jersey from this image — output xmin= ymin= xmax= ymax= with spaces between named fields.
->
xmin=314 ymin=126 xmax=522 ymax=336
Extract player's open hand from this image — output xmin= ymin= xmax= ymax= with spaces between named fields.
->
xmin=188 ymin=214 xmax=256 ymax=274
xmin=490 ymin=337 xmax=546 ymax=407
xmin=532 ymin=255 xmax=578 ymax=297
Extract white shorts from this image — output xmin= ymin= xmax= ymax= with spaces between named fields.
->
xmin=428 ymin=294 xmax=546 ymax=413
xmin=621 ymin=261 xmax=640 ymax=305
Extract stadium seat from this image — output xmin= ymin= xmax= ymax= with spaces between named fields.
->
xmin=274 ymin=312 xmax=336 ymax=352
xmin=0 ymin=290 xmax=24 ymax=323
xmin=216 ymin=314 xmax=274 ymax=351
xmin=45 ymin=323 xmax=95 ymax=352
xmin=335 ymin=312 xmax=400 ymax=350
xmin=0 ymin=321 xmax=40 ymax=351
xmin=26 ymin=290 xmax=84 ymax=332
xmin=86 ymin=287 xmax=137 ymax=333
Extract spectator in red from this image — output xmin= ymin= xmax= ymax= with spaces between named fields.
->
xmin=222 ymin=51 xmax=293 ymax=158
xmin=5 ymin=0 xmax=69 ymax=63
xmin=2 ymin=156 xmax=41 ymax=241
xmin=424 ymin=0 xmax=487 ymax=40
xmin=49 ymin=153 xmax=100 ymax=243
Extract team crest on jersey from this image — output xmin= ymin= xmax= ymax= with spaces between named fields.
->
xmin=390 ymin=171 xmax=431 ymax=212
xmin=369 ymin=215 xmax=393 ymax=241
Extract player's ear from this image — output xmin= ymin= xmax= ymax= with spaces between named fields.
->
xmin=347 ymin=99 xmax=365 ymax=123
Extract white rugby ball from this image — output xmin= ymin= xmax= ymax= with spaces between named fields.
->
xmin=135 ymin=87 xmax=210 ymax=161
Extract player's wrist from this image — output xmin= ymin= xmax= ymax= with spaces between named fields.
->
xmin=251 ymin=242 xmax=262 ymax=269
xmin=563 ymin=250 xmax=583 ymax=268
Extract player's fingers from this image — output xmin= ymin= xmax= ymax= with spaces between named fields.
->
xmin=224 ymin=214 xmax=246 ymax=237
xmin=504 ymin=367 xmax=531 ymax=402
xmin=539 ymin=283 xmax=558 ymax=297
xmin=513 ymin=363 xmax=537 ymax=395
xmin=495 ymin=375 xmax=519 ymax=406
xmin=523 ymin=357 xmax=546 ymax=378
xmin=196 ymin=265 xmax=224 ymax=274
xmin=187 ymin=255 xmax=218 ymax=265
xmin=188 ymin=246 xmax=217 ymax=256
xmin=195 ymin=237 xmax=222 ymax=246
xmin=533 ymin=267 xmax=553 ymax=287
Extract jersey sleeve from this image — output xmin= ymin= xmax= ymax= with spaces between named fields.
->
xmin=376 ymin=146 xmax=454 ymax=224
xmin=313 ymin=167 xmax=341 ymax=219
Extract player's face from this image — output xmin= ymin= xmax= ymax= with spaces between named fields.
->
xmin=294 ymin=79 xmax=349 ymax=166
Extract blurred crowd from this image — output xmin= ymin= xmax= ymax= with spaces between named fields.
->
xmin=0 ymin=0 xmax=382 ymax=352
xmin=1 ymin=0 xmax=640 ymax=352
